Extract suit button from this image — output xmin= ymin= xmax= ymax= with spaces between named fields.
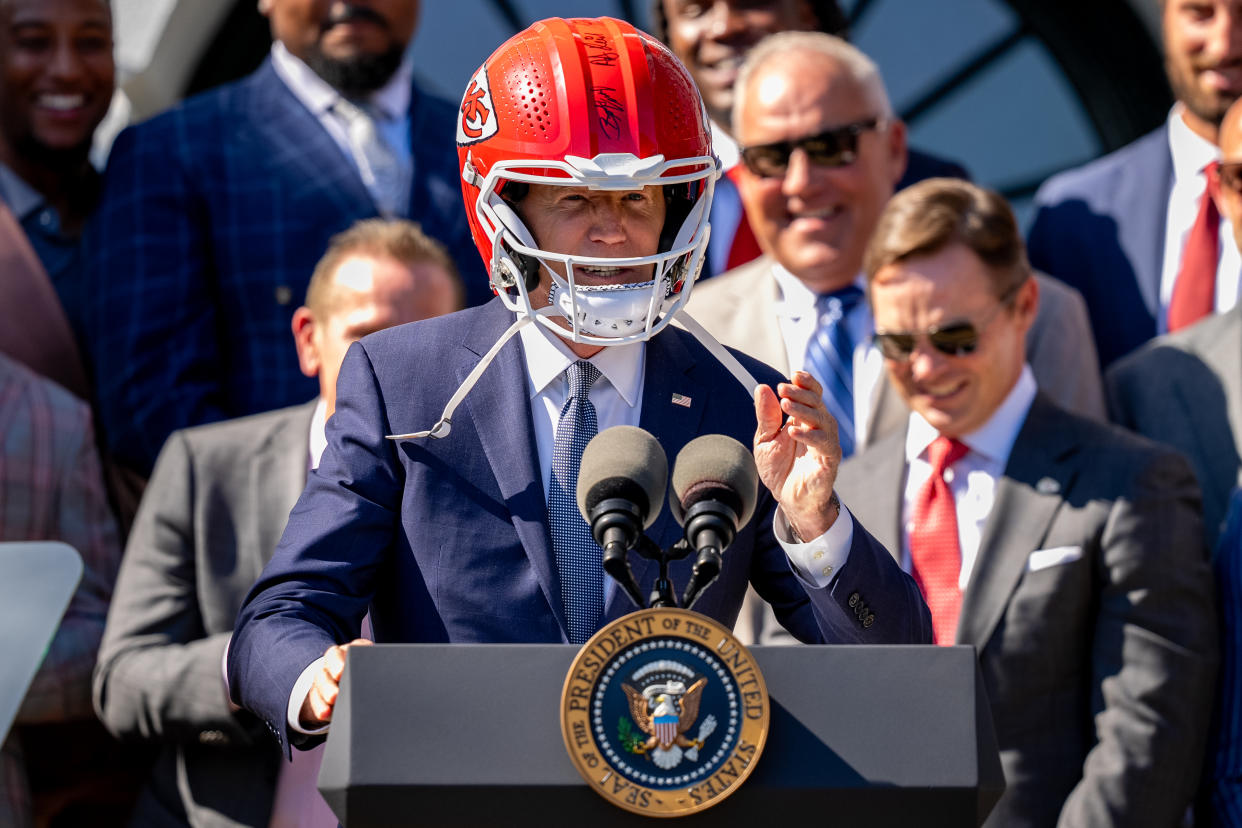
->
xmin=863 ymin=614 xmax=875 ymax=629
xmin=198 ymin=729 xmax=226 ymax=745
xmin=848 ymin=592 xmax=860 ymax=608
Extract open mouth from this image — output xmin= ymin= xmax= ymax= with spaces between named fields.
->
xmin=38 ymin=93 xmax=86 ymax=112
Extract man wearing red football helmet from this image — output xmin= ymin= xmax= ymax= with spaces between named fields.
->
xmin=227 ymin=17 xmax=931 ymax=750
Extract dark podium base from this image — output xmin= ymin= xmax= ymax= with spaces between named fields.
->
xmin=320 ymin=644 xmax=1002 ymax=826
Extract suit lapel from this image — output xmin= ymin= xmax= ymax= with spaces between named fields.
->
xmin=746 ymin=265 xmax=789 ymax=374
xmin=458 ymin=306 xmax=568 ymax=635
xmin=249 ymin=401 xmax=318 ymax=569
xmin=866 ymin=375 xmax=911 ymax=450
xmin=1130 ymin=131 xmax=1172 ymax=320
xmin=956 ymin=395 xmax=1079 ymax=647
xmin=839 ymin=428 xmax=906 ymax=561
xmin=246 ymin=61 xmax=375 ymax=221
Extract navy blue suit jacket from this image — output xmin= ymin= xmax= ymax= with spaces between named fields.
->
xmin=83 ymin=59 xmax=486 ymax=475
xmin=227 ymin=300 xmax=932 ymax=754
xmin=1028 ymin=128 xmax=1171 ymax=369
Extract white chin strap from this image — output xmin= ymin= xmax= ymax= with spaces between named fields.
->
xmin=548 ymin=280 xmax=668 ymax=339
xmin=386 ymin=308 xmax=761 ymax=443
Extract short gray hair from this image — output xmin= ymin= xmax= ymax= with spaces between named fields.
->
xmin=733 ymin=31 xmax=893 ymax=135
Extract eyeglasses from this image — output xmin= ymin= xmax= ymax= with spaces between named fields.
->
xmin=1218 ymin=161 xmax=1242 ymax=196
xmin=871 ymin=286 xmax=1020 ymax=361
xmin=739 ymin=118 xmax=883 ymax=178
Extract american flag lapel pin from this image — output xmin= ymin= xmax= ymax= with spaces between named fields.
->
xmin=671 ymin=393 xmax=692 ymax=408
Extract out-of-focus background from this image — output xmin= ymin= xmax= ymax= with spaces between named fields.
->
xmin=104 ymin=0 xmax=1168 ymax=225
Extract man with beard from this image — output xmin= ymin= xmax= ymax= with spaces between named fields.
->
xmin=0 ymin=0 xmax=111 ymax=398
xmin=1029 ymin=0 xmax=1242 ymax=368
xmin=82 ymin=0 xmax=482 ymax=479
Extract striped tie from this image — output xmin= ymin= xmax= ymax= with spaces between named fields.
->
xmin=548 ymin=360 xmax=603 ymax=644
xmin=805 ymin=286 xmax=863 ymax=457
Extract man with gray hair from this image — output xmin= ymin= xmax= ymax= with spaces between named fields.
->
xmin=685 ymin=30 xmax=1104 ymax=644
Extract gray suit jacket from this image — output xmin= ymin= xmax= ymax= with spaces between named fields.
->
xmin=93 ymin=402 xmax=315 ymax=828
xmin=837 ymin=394 xmax=1218 ymax=827
xmin=684 ymin=255 xmax=1107 ymax=444
xmin=1106 ymin=306 xmax=1242 ymax=548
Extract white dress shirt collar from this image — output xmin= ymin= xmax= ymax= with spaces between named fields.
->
xmin=711 ymin=119 xmax=740 ymax=172
xmin=1167 ymin=103 xmax=1220 ymax=185
xmin=770 ymin=263 xmax=867 ymax=320
xmin=269 ymin=40 xmax=413 ymax=121
xmin=518 ymin=319 xmax=644 ymax=408
xmin=905 ymin=363 xmax=1037 ymax=468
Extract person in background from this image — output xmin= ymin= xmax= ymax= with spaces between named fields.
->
xmin=93 ymin=219 xmax=463 ymax=828
xmin=0 ymin=351 xmax=123 ymax=827
xmin=684 ymin=31 xmax=1103 ymax=645
xmin=651 ymin=0 xmax=967 ymax=278
xmin=839 ymin=176 xmax=1217 ymax=827
xmin=82 ymin=0 xmax=483 ymax=482
xmin=1029 ymin=0 xmax=1242 ymax=367
xmin=0 ymin=0 xmax=112 ymax=398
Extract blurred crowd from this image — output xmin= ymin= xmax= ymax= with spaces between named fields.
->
xmin=1 ymin=0 xmax=1240 ymax=827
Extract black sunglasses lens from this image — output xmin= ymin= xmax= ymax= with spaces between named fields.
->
xmin=803 ymin=131 xmax=857 ymax=168
xmin=875 ymin=333 xmax=916 ymax=360
xmin=928 ymin=324 xmax=979 ymax=356
xmin=742 ymin=145 xmax=790 ymax=178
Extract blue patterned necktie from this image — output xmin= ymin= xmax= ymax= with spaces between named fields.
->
xmin=804 ymin=285 xmax=864 ymax=457
xmin=548 ymin=360 xmax=603 ymax=644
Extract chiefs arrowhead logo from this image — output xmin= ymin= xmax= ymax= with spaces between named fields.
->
xmin=457 ymin=66 xmax=498 ymax=145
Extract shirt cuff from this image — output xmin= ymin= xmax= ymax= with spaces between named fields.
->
xmin=221 ymin=635 xmax=243 ymax=713
xmin=287 ymin=657 xmax=331 ymax=736
xmin=776 ymin=499 xmax=855 ymax=590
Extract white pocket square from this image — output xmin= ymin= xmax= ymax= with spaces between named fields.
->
xmin=1027 ymin=546 xmax=1082 ymax=571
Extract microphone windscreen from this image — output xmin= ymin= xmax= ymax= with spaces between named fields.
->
xmin=576 ymin=426 xmax=668 ymax=529
xmin=669 ymin=435 xmax=759 ymax=528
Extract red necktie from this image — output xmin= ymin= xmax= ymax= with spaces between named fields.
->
xmin=724 ymin=166 xmax=762 ymax=270
xmin=1168 ymin=160 xmax=1221 ymax=332
xmin=909 ymin=436 xmax=969 ymax=645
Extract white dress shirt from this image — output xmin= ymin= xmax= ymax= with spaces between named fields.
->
xmin=269 ymin=41 xmax=414 ymax=203
xmin=1159 ymin=104 xmax=1241 ymax=331
xmin=899 ymin=366 xmax=1037 ymax=588
xmin=771 ymin=264 xmax=885 ymax=448
xmin=286 ymin=320 xmax=855 ymax=733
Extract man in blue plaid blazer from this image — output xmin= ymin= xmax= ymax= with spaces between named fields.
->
xmin=82 ymin=0 xmax=484 ymax=476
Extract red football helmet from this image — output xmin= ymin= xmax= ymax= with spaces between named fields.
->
xmin=456 ymin=16 xmax=718 ymax=346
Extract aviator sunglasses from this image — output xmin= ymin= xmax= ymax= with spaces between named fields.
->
xmin=739 ymin=118 xmax=883 ymax=178
xmin=871 ymin=283 xmax=1023 ymax=361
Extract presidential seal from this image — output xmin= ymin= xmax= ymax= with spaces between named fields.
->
xmin=560 ymin=608 xmax=769 ymax=817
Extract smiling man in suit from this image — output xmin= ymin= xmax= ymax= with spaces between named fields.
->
xmin=82 ymin=0 xmax=483 ymax=480
xmin=225 ymin=17 xmax=931 ymax=757
xmin=92 ymin=220 xmax=462 ymax=828
xmin=837 ymin=177 xmax=1218 ymax=827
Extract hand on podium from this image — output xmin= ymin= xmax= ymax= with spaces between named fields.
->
xmin=299 ymin=638 xmax=372 ymax=729
xmin=753 ymin=371 xmax=843 ymax=540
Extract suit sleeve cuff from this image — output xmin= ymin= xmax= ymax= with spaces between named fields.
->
xmin=776 ymin=500 xmax=854 ymax=590
xmin=287 ymin=657 xmax=330 ymax=736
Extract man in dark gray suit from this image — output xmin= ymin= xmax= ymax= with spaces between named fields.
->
xmin=837 ymin=177 xmax=1218 ymax=827
xmin=91 ymin=220 xmax=462 ymax=828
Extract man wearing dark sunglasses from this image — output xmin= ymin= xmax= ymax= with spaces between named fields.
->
xmin=685 ymin=30 xmax=1105 ymax=646
xmin=836 ymin=177 xmax=1217 ymax=828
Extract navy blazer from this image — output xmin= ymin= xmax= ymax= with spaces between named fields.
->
xmin=1027 ymin=128 xmax=1171 ymax=369
xmin=83 ymin=59 xmax=486 ymax=475
xmin=227 ymin=300 xmax=932 ymax=755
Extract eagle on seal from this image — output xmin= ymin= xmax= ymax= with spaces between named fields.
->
xmin=623 ymin=678 xmax=710 ymax=769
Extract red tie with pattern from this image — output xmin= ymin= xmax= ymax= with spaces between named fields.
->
xmin=724 ymin=166 xmax=762 ymax=270
xmin=1168 ymin=160 xmax=1221 ymax=332
xmin=909 ymin=436 xmax=969 ymax=645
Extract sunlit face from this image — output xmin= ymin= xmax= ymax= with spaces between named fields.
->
xmin=870 ymin=243 xmax=1036 ymax=437
xmin=735 ymin=50 xmax=905 ymax=293
xmin=261 ymin=0 xmax=419 ymax=93
xmin=1219 ymin=99 xmax=1242 ymax=249
xmin=300 ymin=253 xmax=459 ymax=416
xmin=660 ymin=0 xmax=817 ymax=131
xmin=515 ymin=183 xmax=667 ymax=308
xmin=0 ymin=0 xmax=114 ymax=160
xmin=1163 ymin=0 xmax=1242 ymax=135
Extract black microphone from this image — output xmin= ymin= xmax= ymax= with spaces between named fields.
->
xmin=669 ymin=435 xmax=759 ymax=611
xmin=576 ymin=426 xmax=668 ymax=610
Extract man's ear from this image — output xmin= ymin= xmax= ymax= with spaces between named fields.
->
xmin=887 ymin=119 xmax=909 ymax=187
xmin=1013 ymin=272 xmax=1040 ymax=333
xmin=292 ymin=306 xmax=321 ymax=379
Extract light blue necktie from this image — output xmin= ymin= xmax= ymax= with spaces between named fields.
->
xmin=548 ymin=360 xmax=603 ymax=644
xmin=804 ymin=285 xmax=863 ymax=457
